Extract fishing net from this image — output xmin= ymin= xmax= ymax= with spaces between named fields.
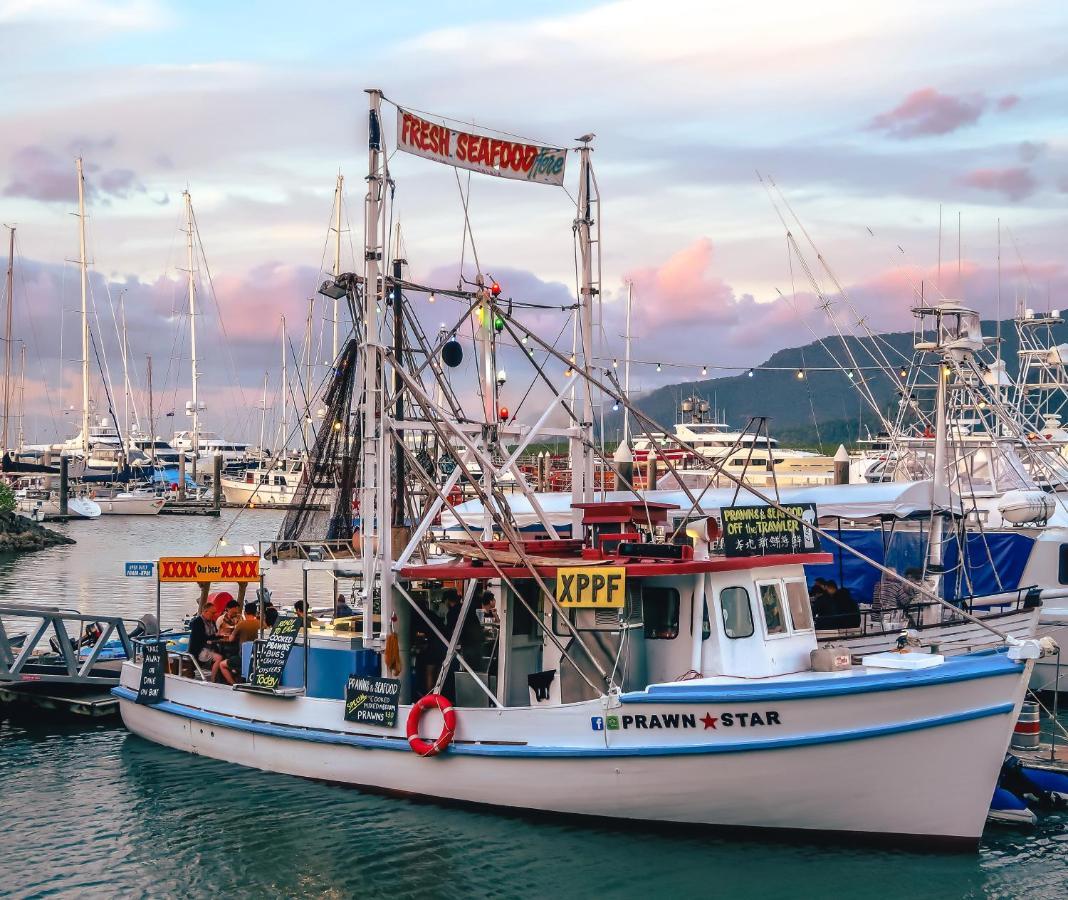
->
xmin=276 ymin=337 xmax=361 ymax=544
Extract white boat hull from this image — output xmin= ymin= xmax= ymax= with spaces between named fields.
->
xmin=94 ymin=494 xmax=166 ymax=516
xmin=17 ymin=495 xmax=101 ymax=519
xmin=1031 ymin=609 xmax=1068 ymax=693
xmin=117 ymin=653 xmax=1030 ymax=847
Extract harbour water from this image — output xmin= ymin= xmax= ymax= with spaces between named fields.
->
xmin=2 ymin=514 xmax=1067 ymax=899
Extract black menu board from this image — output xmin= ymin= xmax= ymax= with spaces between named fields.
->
xmin=344 ymin=675 xmax=401 ymax=727
xmin=136 ymin=641 xmax=168 ymax=705
xmin=250 ymin=616 xmax=300 ymax=690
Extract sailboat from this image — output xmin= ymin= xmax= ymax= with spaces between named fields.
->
xmin=115 ymin=93 xmax=1048 ymax=848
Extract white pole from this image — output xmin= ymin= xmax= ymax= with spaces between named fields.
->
xmin=184 ymin=190 xmax=199 ymax=481
xmin=77 ymin=158 xmax=90 ymax=457
xmin=16 ymin=343 xmax=25 ymax=451
xmin=305 ymin=296 xmax=314 ymax=448
xmin=332 ymin=173 xmax=343 ymax=361
xmin=926 ymin=355 xmax=948 ymax=598
xmin=280 ymin=315 xmax=288 ymax=453
xmin=120 ymin=290 xmax=131 ymax=442
xmin=571 ymin=136 xmax=596 ymax=537
xmin=259 ymin=370 xmax=268 ymax=461
xmin=361 ymin=88 xmax=390 ymax=649
xmin=623 ymin=279 xmax=633 ymax=446
xmin=2 ymin=225 xmax=13 ymax=451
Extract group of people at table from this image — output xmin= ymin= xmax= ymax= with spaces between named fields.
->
xmin=810 ymin=568 xmax=922 ymax=630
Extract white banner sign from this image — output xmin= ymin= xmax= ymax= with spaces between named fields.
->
xmin=397 ymin=109 xmax=567 ymax=186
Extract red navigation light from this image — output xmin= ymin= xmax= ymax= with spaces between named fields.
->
xmin=498 ymin=406 xmax=510 ymax=421
xmin=490 ymin=281 xmax=501 ymax=296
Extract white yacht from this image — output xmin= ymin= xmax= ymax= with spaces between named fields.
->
xmin=172 ymin=431 xmax=250 ymax=467
xmin=631 ymin=397 xmax=835 ymax=488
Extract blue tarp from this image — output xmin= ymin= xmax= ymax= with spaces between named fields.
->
xmin=804 ymin=528 xmax=1032 ymax=603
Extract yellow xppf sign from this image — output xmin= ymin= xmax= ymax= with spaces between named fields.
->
xmin=555 ymin=566 xmax=626 ymax=608
xmin=158 ymin=556 xmax=260 ymax=583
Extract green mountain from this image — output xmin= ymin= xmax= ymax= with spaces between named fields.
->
xmin=613 ymin=317 xmax=1067 ymax=452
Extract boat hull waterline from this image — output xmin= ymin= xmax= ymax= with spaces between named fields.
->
xmin=116 ymin=652 xmax=1030 ymax=848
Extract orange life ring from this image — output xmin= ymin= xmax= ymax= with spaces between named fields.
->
xmin=406 ymin=692 xmax=456 ymax=757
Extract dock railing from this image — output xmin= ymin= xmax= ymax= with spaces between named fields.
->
xmin=0 ymin=604 xmax=135 ymax=686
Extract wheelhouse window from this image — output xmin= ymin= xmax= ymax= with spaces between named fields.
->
xmin=720 ymin=586 xmax=754 ymax=639
xmin=643 ymin=587 xmax=680 ymax=640
xmin=757 ymin=582 xmax=788 ymax=635
xmin=1059 ymin=544 xmax=1068 ymax=585
xmin=783 ymin=579 xmax=814 ymax=631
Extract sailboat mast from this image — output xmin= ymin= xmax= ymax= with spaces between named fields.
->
xmin=623 ymin=279 xmax=633 ymax=446
xmin=280 ymin=315 xmax=288 ymax=453
xmin=77 ymin=158 xmax=90 ymax=456
xmin=332 ymin=173 xmax=343 ymax=360
xmin=2 ymin=225 xmax=13 ymax=451
xmin=16 ymin=343 xmax=25 ymax=451
xmin=259 ymin=371 xmax=268 ymax=459
xmin=120 ymin=290 xmax=131 ymax=441
xmin=147 ymin=355 xmax=155 ymax=469
xmin=184 ymin=190 xmax=199 ymax=480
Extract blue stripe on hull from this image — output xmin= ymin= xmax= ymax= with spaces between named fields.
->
xmin=113 ymin=686 xmax=1013 ymax=759
xmin=625 ymin=651 xmax=1022 ymax=704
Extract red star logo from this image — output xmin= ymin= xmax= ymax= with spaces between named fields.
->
xmin=701 ymin=713 xmax=718 ymax=730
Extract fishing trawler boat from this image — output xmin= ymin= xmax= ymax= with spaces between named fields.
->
xmin=115 ymin=497 xmax=1042 ymax=847
xmin=114 ymin=91 xmax=1051 ymax=849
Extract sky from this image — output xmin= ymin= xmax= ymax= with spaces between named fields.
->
xmin=1 ymin=0 xmax=1067 ymax=443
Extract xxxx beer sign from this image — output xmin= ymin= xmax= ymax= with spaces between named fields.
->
xmin=556 ymin=566 xmax=626 ymax=608
xmin=158 ymin=556 xmax=260 ymax=583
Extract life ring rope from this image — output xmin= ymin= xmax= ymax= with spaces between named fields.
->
xmin=406 ymin=692 xmax=456 ymax=757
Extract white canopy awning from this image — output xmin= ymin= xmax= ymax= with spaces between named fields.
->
xmin=440 ymin=480 xmax=959 ymax=532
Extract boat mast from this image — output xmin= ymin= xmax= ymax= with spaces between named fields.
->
xmin=258 ymin=371 xmax=268 ymax=461
xmin=623 ymin=278 xmax=633 ymax=446
xmin=361 ymin=88 xmax=391 ymax=651
xmin=2 ymin=225 xmax=13 ymax=451
xmin=332 ymin=173 xmax=344 ymax=361
xmin=120 ymin=290 xmax=131 ymax=443
xmin=305 ymin=296 xmax=314 ymax=448
xmin=571 ymin=135 xmax=596 ymax=536
xmin=280 ymin=315 xmax=288 ymax=454
xmin=16 ymin=343 xmax=25 ymax=451
xmin=183 ymin=190 xmax=199 ymax=481
xmin=77 ymin=158 xmax=91 ymax=457
xmin=146 ymin=355 xmax=155 ymax=469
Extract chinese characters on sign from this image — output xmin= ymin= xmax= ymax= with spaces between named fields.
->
xmin=720 ymin=504 xmax=820 ymax=558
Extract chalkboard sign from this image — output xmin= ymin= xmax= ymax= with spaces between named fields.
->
xmin=721 ymin=503 xmax=821 ymax=558
xmin=136 ymin=641 xmax=168 ymax=705
xmin=344 ymin=675 xmax=400 ymax=727
xmin=250 ymin=616 xmax=300 ymax=691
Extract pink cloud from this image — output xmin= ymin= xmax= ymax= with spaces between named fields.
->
xmin=869 ymin=88 xmax=990 ymax=139
xmin=624 ymin=238 xmax=740 ymax=329
xmin=961 ymin=166 xmax=1037 ymax=201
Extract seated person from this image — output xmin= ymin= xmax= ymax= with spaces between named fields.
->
xmin=187 ymin=605 xmax=228 ymax=680
xmin=219 ymin=602 xmax=262 ymax=683
xmin=334 ymin=593 xmax=356 ymax=619
xmin=815 ymin=579 xmax=861 ymax=630
xmin=293 ymin=599 xmax=318 ymax=627
xmin=216 ymin=600 xmax=241 ymax=640
xmin=262 ymin=598 xmax=279 ymax=628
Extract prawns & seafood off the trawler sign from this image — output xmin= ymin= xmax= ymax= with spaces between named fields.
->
xmin=397 ymin=108 xmax=568 ymax=186
xmin=721 ymin=503 xmax=821 ymax=557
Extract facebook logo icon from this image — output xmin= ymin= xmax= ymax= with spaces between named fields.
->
xmin=590 ymin=716 xmax=605 ymax=731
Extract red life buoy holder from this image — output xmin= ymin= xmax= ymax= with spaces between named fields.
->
xmin=406 ymin=693 xmax=456 ymax=757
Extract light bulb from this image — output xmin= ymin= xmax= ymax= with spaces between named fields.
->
xmin=656 ymin=363 xmax=662 ymax=372
xmin=701 ymin=366 xmax=707 ymax=376
xmin=428 ymin=292 xmax=436 ymax=304
xmin=796 ymin=369 xmax=805 ymax=380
